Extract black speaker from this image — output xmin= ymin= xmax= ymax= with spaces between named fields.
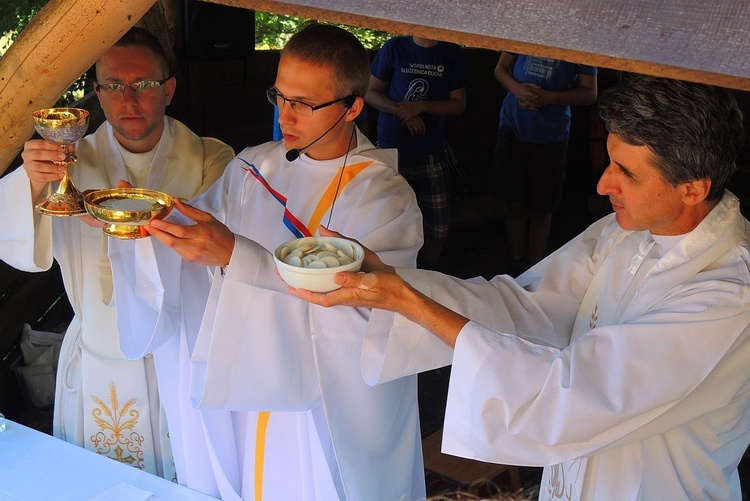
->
xmin=185 ymin=0 xmax=255 ymax=60
xmin=343 ymin=94 xmax=358 ymax=108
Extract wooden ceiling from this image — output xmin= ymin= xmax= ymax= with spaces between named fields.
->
xmin=215 ymin=0 xmax=750 ymax=92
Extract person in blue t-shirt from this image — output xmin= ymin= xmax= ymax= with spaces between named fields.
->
xmin=367 ymin=36 xmax=470 ymax=268
xmin=491 ymin=52 xmax=597 ymax=276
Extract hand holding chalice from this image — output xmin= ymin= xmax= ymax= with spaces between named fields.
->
xmin=31 ymin=107 xmax=90 ymax=216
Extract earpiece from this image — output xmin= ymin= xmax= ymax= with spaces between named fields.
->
xmin=343 ymin=94 xmax=358 ymax=108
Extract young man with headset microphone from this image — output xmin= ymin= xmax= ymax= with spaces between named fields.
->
xmin=107 ymin=24 xmax=425 ymax=501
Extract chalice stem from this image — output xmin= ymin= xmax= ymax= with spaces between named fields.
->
xmin=33 ymin=158 xmax=86 ymax=216
xmin=55 ymin=167 xmax=79 ymax=195
xmin=62 ymin=143 xmax=78 ymax=165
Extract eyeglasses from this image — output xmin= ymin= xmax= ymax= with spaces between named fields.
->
xmin=94 ymin=78 xmax=170 ymax=96
xmin=267 ymin=87 xmax=352 ymax=117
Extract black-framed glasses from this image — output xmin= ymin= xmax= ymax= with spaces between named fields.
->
xmin=94 ymin=78 xmax=170 ymax=96
xmin=267 ymin=88 xmax=352 ymax=117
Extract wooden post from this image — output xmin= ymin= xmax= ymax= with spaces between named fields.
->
xmin=0 ymin=0 xmax=156 ymax=176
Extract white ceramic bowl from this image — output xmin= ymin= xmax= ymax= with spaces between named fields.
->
xmin=274 ymin=236 xmax=364 ymax=292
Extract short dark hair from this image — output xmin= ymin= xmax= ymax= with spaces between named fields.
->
xmin=281 ymin=23 xmax=370 ymax=99
xmin=598 ymin=74 xmax=745 ymax=201
xmin=96 ymin=27 xmax=169 ymax=80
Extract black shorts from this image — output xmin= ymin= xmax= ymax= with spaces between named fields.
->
xmin=490 ymin=129 xmax=568 ymax=214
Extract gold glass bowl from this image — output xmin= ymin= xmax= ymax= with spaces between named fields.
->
xmin=84 ymin=188 xmax=174 ymax=239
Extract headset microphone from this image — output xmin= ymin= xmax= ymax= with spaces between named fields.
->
xmin=285 ymin=95 xmax=357 ymax=162
xmin=285 ymin=147 xmax=305 ymax=162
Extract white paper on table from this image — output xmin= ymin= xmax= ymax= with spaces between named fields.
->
xmin=88 ymin=482 xmax=157 ymax=501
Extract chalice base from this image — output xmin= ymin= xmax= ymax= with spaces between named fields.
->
xmin=35 ymin=191 xmax=86 ymax=216
xmin=103 ymin=223 xmax=150 ymax=239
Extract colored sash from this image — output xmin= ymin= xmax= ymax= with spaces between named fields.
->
xmin=239 ymin=155 xmax=373 ymax=499
xmin=240 ymin=157 xmax=374 ymax=237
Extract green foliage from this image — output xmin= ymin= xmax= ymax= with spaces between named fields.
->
xmin=0 ymin=0 xmax=45 ymax=55
xmin=345 ymin=24 xmax=393 ymax=49
xmin=57 ymin=77 xmax=87 ymax=108
xmin=254 ymin=11 xmax=392 ymax=50
xmin=0 ymin=0 xmax=47 ymax=36
xmin=255 ymin=11 xmax=305 ymax=49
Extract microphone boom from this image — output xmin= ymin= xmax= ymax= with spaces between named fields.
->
xmin=286 ymin=149 xmax=301 ymax=162
xmin=284 ymin=107 xmax=350 ymax=162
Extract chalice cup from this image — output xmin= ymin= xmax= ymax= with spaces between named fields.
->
xmin=32 ymin=108 xmax=90 ymax=216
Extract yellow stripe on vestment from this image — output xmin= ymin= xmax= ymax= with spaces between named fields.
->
xmin=255 ymin=411 xmax=271 ymax=501
xmin=253 ymin=161 xmax=373 ymax=499
xmin=306 ymin=160 xmax=374 ymax=232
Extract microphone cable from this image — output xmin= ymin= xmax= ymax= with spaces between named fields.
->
xmin=326 ymin=124 xmax=358 ymax=229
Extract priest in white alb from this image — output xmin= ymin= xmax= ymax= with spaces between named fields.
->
xmin=292 ymin=75 xmax=750 ymax=501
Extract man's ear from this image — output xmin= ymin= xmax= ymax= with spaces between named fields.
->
xmin=681 ymin=178 xmax=711 ymax=205
xmin=164 ymin=76 xmax=177 ymax=106
xmin=345 ymin=95 xmax=365 ymax=122
xmin=94 ymin=82 xmax=105 ymax=107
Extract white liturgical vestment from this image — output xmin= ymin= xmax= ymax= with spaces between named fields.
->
xmin=108 ymin=130 xmax=426 ymax=500
xmin=362 ymin=192 xmax=750 ymax=500
xmin=0 ymin=117 xmax=233 ymax=479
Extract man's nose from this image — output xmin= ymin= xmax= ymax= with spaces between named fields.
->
xmin=121 ymin=86 xmax=139 ymax=105
xmin=277 ymin=103 xmax=295 ymax=125
xmin=596 ymin=165 xmax=615 ymax=195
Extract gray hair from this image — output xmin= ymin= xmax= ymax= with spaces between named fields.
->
xmin=598 ymin=74 xmax=745 ymax=201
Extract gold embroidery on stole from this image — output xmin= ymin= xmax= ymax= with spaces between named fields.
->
xmin=545 ymin=459 xmax=585 ymax=500
xmin=90 ymin=381 xmax=145 ymax=469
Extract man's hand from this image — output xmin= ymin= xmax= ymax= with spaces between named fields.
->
xmin=403 ymin=116 xmax=427 ymax=136
xmin=78 ymin=189 xmax=104 ymax=228
xmin=289 ymin=244 xmax=468 ymax=348
xmin=289 ymin=269 xmax=410 ymax=311
xmin=21 ymin=139 xmax=68 ymax=183
xmin=294 ymin=227 xmax=411 ymax=311
xmin=21 ymin=139 xmax=68 ymax=203
xmin=79 ymin=214 xmax=105 ymax=228
xmin=394 ymin=101 xmax=425 ymax=123
xmin=78 ymin=180 xmax=134 ymax=228
xmin=146 ymin=199 xmax=235 ymax=267
xmin=294 ymin=226 xmax=469 ymax=348
xmin=289 ymin=228 xmax=406 ymax=311
xmin=516 ymin=83 xmax=543 ymax=110
xmin=316 ymin=226 xmax=395 ymax=275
